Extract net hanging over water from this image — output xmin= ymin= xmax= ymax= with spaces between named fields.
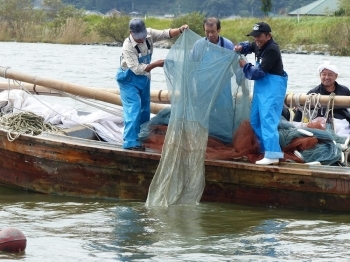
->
xmin=145 ymin=30 xmax=251 ymax=207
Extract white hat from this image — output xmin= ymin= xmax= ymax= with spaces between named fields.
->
xmin=318 ymin=61 xmax=338 ymax=75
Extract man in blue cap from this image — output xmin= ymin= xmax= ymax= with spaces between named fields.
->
xmin=234 ymin=22 xmax=288 ymax=165
xmin=116 ymin=18 xmax=188 ymax=151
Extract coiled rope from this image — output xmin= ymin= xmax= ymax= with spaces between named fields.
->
xmin=7 ymin=79 xmax=123 ymax=144
xmin=0 ymin=111 xmax=61 ymax=141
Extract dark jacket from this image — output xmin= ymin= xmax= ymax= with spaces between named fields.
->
xmin=293 ymin=82 xmax=350 ymax=123
xmin=240 ymin=39 xmax=284 ymax=80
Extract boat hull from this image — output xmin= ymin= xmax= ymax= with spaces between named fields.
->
xmin=1 ymin=130 xmax=350 ymax=212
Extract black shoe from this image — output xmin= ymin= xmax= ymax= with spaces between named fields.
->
xmin=127 ymin=146 xmax=145 ymax=151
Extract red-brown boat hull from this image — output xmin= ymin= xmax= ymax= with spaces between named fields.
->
xmin=0 ymin=130 xmax=350 ymax=212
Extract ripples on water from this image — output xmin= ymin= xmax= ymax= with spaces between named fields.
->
xmin=1 ymin=42 xmax=350 ymax=93
xmin=1 ymin=42 xmax=350 ymax=261
xmin=1 ymin=187 xmax=350 ymax=261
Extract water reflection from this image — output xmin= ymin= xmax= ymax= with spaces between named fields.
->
xmin=1 ymin=185 xmax=350 ymax=261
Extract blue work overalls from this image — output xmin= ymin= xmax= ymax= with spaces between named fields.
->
xmin=116 ymin=39 xmax=152 ymax=149
xmin=250 ymin=60 xmax=288 ymax=159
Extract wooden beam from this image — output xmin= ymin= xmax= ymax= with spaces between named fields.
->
xmin=0 ymin=67 xmax=169 ymax=114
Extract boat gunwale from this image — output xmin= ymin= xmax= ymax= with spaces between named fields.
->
xmin=2 ymin=128 xmax=349 ymax=181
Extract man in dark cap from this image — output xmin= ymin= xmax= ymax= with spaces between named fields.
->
xmin=116 ymin=18 xmax=188 ymax=151
xmin=234 ymin=22 xmax=288 ymax=165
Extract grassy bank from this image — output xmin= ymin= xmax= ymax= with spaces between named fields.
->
xmin=146 ymin=16 xmax=350 ymax=56
xmin=0 ymin=15 xmax=349 ymax=56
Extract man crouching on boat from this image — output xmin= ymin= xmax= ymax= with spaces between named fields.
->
xmin=293 ymin=62 xmax=350 ymax=135
xmin=234 ymin=22 xmax=288 ymax=165
xmin=116 ymin=18 xmax=188 ymax=151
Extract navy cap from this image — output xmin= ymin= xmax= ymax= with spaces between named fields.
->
xmin=247 ymin=22 xmax=271 ymax=37
xmin=129 ymin=18 xmax=147 ymax=40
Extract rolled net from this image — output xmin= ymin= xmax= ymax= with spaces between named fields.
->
xmin=145 ymin=30 xmax=250 ymax=207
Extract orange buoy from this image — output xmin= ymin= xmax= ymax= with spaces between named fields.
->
xmin=0 ymin=227 xmax=27 ymax=253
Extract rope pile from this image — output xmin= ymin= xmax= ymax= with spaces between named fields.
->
xmin=0 ymin=111 xmax=61 ymax=141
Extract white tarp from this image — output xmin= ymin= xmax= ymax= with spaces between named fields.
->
xmin=0 ymin=90 xmax=124 ymax=144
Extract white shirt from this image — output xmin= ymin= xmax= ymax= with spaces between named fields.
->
xmin=120 ymin=28 xmax=171 ymax=78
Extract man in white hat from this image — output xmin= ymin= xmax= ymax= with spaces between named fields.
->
xmin=294 ymin=61 xmax=350 ymax=123
xmin=116 ymin=18 xmax=188 ymax=151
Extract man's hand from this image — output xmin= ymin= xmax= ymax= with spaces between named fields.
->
xmin=145 ymin=59 xmax=165 ymax=72
xmin=154 ymin=59 xmax=165 ymax=67
xmin=180 ymin=24 xmax=189 ymax=32
xmin=238 ymin=59 xmax=246 ymax=68
xmin=234 ymin=45 xmax=242 ymax=52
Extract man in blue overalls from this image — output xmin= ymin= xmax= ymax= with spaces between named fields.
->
xmin=234 ymin=22 xmax=288 ymax=165
xmin=116 ymin=18 xmax=188 ymax=151
xmin=202 ymin=17 xmax=235 ymax=144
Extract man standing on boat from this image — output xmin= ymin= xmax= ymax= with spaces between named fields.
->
xmin=203 ymin=17 xmax=234 ymax=49
xmin=191 ymin=17 xmax=237 ymax=144
xmin=116 ymin=18 xmax=188 ymax=151
xmin=234 ymin=22 xmax=288 ymax=165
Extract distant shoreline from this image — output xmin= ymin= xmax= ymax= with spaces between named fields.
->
xmin=89 ymin=40 xmax=334 ymax=57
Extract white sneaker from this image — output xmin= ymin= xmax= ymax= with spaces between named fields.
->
xmin=341 ymin=152 xmax=345 ymax=163
xmin=341 ymin=136 xmax=350 ymax=151
xmin=297 ymin=129 xmax=313 ymax=137
xmin=294 ymin=150 xmax=304 ymax=161
xmin=305 ymin=161 xmax=321 ymax=165
xmin=255 ymin=158 xmax=279 ymax=165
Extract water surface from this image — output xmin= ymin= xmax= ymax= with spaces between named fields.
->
xmin=1 ymin=42 xmax=350 ymax=261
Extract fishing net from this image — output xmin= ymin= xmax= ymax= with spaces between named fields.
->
xmin=143 ymin=30 xmax=346 ymax=207
xmin=145 ymin=30 xmax=251 ymax=207
xmin=278 ymin=118 xmax=343 ymax=165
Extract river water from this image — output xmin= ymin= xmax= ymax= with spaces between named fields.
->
xmin=1 ymin=42 xmax=350 ymax=261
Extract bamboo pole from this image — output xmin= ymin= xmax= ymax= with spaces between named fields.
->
xmin=100 ymin=88 xmax=172 ymax=104
xmin=0 ymin=82 xmax=63 ymax=96
xmin=1 ymin=67 xmax=349 ymax=112
xmin=0 ymin=81 xmax=191 ymax=105
xmin=284 ymin=93 xmax=350 ymax=108
xmin=0 ymin=67 xmax=169 ymax=114
xmin=0 ymin=82 xmax=172 ymax=104
xmin=150 ymin=90 xmax=350 ymax=107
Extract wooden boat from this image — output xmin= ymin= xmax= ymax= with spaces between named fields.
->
xmin=1 ymin=67 xmax=350 ymax=213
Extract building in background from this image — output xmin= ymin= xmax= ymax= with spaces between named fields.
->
xmin=288 ymin=0 xmax=340 ymax=16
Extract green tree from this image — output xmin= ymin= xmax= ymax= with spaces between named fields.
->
xmin=43 ymin=0 xmax=65 ymax=18
xmin=335 ymin=0 xmax=350 ymax=16
xmin=0 ymin=0 xmax=45 ymax=38
xmin=0 ymin=0 xmax=34 ymax=28
xmin=170 ymin=11 xmax=206 ymax=37
xmin=261 ymin=0 xmax=272 ymax=16
xmin=44 ymin=0 xmax=84 ymax=29
xmin=95 ymin=13 xmax=130 ymax=42
xmin=173 ymin=0 xmax=203 ymax=14
xmin=61 ymin=0 xmax=332 ymax=18
xmin=201 ymin=0 xmax=234 ymax=17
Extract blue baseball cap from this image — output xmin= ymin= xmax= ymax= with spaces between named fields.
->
xmin=129 ymin=18 xmax=147 ymax=40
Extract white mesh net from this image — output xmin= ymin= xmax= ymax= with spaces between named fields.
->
xmin=145 ymin=29 xmax=250 ymax=207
